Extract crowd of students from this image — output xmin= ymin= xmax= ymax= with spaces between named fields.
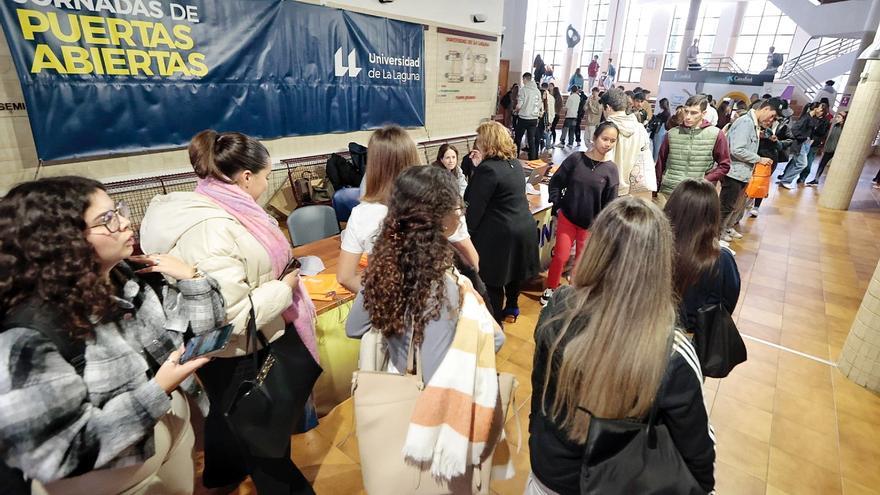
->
xmin=0 ymin=70 xmax=853 ymax=494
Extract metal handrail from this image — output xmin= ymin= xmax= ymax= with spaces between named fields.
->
xmin=699 ymin=56 xmax=746 ymax=73
xmin=780 ymin=36 xmax=860 ymax=78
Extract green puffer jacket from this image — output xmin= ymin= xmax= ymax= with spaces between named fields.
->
xmin=660 ymin=123 xmax=725 ymax=195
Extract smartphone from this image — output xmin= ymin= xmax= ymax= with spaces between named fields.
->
xmin=279 ymin=257 xmax=301 ymax=280
xmin=179 ymin=323 xmax=235 ymax=364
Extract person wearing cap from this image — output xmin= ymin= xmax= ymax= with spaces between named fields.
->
xmin=719 ymin=97 xmax=783 ymax=251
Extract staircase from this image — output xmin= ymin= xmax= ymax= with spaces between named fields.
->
xmin=777 ymin=37 xmax=861 ymax=105
xmin=700 ymin=56 xmax=746 ymax=73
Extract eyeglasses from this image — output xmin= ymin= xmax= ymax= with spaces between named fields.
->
xmin=454 ymin=202 xmax=468 ymax=216
xmin=90 ymin=200 xmax=130 ymax=234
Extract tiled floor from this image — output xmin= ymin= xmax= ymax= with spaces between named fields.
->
xmin=195 ymin=157 xmax=880 ymax=495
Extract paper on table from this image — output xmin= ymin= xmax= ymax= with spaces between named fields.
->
xmin=296 ymin=255 xmax=325 ymax=276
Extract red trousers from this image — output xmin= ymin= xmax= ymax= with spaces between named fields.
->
xmin=546 ymin=210 xmax=591 ymax=289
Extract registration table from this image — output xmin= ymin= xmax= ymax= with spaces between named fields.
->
xmin=292 ymin=235 xmax=359 ymax=416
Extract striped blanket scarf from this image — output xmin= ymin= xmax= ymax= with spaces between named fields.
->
xmin=401 ymin=273 xmax=514 ymax=481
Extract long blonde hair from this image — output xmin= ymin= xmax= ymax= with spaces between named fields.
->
xmin=541 ymin=196 xmax=676 ymax=442
xmin=362 ymin=125 xmax=421 ymax=204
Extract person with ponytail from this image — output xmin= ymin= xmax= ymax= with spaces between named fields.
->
xmin=0 ymin=176 xmax=225 ymax=493
xmin=337 ymin=125 xmax=479 ymax=293
xmin=528 ymin=197 xmax=715 ymax=495
xmin=139 ymin=130 xmax=319 ymax=493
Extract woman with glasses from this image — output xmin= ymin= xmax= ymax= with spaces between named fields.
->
xmin=0 ymin=176 xmax=225 ymax=494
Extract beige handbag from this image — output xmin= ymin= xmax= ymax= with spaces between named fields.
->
xmin=351 ymin=333 xmax=518 ymax=495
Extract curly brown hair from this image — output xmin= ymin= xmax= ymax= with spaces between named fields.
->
xmin=0 ymin=176 xmax=115 ymax=337
xmin=362 ymin=166 xmax=461 ymax=345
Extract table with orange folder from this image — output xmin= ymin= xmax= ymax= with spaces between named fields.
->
xmin=292 ymin=235 xmax=359 ymax=416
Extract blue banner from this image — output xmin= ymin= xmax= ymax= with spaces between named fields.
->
xmin=0 ymin=0 xmax=425 ymax=162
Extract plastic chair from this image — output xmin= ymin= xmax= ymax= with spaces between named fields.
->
xmin=331 ymin=187 xmax=361 ymax=223
xmin=286 ymin=205 xmax=340 ymax=246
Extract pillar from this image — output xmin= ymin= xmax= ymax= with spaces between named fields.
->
xmin=677 ymin=0 xmax=701 ymax=71
xmin=839 ymin=259 xmax=880 ymax=392
xmin=844 ymin=1 xmax=880 ymax=96
xmin=819 ymin=60 xmax=880 ymax=210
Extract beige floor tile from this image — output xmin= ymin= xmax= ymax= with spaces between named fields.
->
xmin=716 ymin=372 xmax=777 ymax=413
xmin=775 ymin=366 xmax=836 ymax=410
xmin=779 ymin=332 xmax=830 ymax=360
xmin=740 ymin=305 xmax=784 ymax=330
xmin=767 ymin=446 xmax=843 ymax=495
xmin=714 ymin=425 xmax=770 ymax=480
xmin=769 ymin=415 xmax=840 ymax=474
xmin=714 ymin=460 xmax=766 ymax=495
xmin=773 ymin=388 xmax=838 ymax=437
xmin=711 ymin=394 xmax=774 ymax=443
xmin=837 ymin=411 xmax=880 ymax=457
xmin=842 ymin=478 xmax=880 ymax=495
xmin=738 ymin=318 xmax=782 ymax=344
xmin=746 ymin=284 xmax=787 ymax=303
xmin=839 ymin=442 xmax=880 ymax=489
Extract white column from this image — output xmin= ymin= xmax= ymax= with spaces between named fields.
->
xmin=677 ymin=0 xmax=701 ymax=71
xmin=560 ymin=0 xmax=588 ymax=86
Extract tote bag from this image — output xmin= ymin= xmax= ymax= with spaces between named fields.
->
xmin=352 ymin=335 xmax=518 ymax=494
xmin=224 ymin=298 xmax=323 ymax=458
xmin=694 ymin=303 xmax=748 ymax=378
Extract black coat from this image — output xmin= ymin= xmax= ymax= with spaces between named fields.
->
xmin=464 ymin=157 xmax=540 ymax=287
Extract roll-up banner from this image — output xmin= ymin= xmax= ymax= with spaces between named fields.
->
xmin=0 ymin=0 xmax=425 ymax=162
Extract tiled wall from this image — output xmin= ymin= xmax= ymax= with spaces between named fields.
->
xmin=0 ymin=21 xmax=500 ymax=194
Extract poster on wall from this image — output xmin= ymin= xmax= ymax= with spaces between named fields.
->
xmin=656 ymin=71 xmax=775 ymax=111
xmin=0 ymin=0 xmax=425 ymax=162
xmin=435 ymin=28 xmax=497 ymax=104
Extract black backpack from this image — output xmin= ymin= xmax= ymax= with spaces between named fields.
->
xmin=0 ymin=304 xmax=89 ymax=494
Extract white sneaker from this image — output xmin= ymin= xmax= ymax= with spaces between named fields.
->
xmin=540 ymin=288 xmax=554 ymax=307
xmin=555 ymin=143 xmax=564 ymax=148
xmin=727 ymin=228 xmax=744 ymax=239
xmin=780 ymin=182 xmax=795 ymax=190
xmin=721 ymin=232 xmax=733 ymax=242
xmin=749 ymin=207 xmax=759 ymax=218
xmin=719 ymin=240 xmax=737 ymax=256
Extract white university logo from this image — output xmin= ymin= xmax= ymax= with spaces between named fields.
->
xmin=335 ymin=48 xmax=362 ymax=77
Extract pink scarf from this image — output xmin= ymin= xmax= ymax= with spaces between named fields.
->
xmin=195 ymin=177 xmax=319 ymax=363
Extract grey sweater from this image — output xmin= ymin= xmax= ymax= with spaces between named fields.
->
xmin=0 ymin=267 xmax=225 ymax=483
xmin=346 ymin=276 xmax=504 ymax=382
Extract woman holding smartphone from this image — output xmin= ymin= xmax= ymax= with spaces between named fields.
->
xmin=0 ymin=176 xmax=225 ymax=494
xmin=140 ymin=130 xmax=320 ymax=494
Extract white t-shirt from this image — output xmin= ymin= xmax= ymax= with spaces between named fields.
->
xmin=341 ymin=201 xmax=469 ymax=255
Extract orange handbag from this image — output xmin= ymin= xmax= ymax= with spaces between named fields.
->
xmin=745 ymin=162 xmax=772 ymax=199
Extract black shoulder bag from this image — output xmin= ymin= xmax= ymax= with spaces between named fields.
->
xmin=693 ymin=258 xmax=748 ymax=378
xmin=579 ymin=367 xmax=706 ymax=495
xmin=224 ymin=297 xmax=322 ymax=458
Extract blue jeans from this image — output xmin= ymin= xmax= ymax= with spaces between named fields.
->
xmin=779 ymin=140 xmax=811 ymax=184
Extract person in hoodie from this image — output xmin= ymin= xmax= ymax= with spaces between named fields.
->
xmin=139 ymin=130 xmax=319 ymax=494
xmin=568 ymin=68 xmax=584 ymax=95
xmin=655 ymin=95 xmax=731 ymax=207
xmin=808 ymin=110 xmax=846 ymax=186
xmin=584 ymin=87 xmax=603 ymax=144
xmin=599 ymin=88 xmax=652 ymax=196
xmin=514 ymin=72 xmax=543 ymax=160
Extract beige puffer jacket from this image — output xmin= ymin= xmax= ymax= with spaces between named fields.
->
xmin=139 ymin=192 xmax=291 ymax=357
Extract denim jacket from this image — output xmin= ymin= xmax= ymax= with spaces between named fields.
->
xmin=726 ymin=111 xmax=762 ymax=183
